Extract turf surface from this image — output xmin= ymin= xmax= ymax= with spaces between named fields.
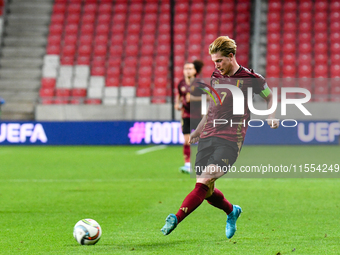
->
xmin=0 ymin=145 xmax=339 ymax=254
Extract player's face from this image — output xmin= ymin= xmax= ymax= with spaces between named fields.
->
xmin=211 ymin=52 xmax=232 ymax=76
xmin=183 ymin=63 xmax=196 ymax=78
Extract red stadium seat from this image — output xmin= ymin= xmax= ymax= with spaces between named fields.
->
xmin=106 ymin=66 xmax=120 ymax=77
xmin=299 ymin=22 xmax=312 ymax=33
xmin=158 ymin=34 xmax=170 ymax=45
xmin=52 ymin=3 xmax=66 ymax=13
xmin=314 ymin=32 xmax=328 ymax=43
xmin=330 ymin=78 xmax=340 ymax=95
xmin=121 ymin=77 xmax=135 ymax=87
xmin=282 ymin=65 xmax=296 ymax=78
xmin=96 ymin=24 xmax=110 ymax=35
xmin=283 ymin=1 xmax=297 ymax=12
xmin=79 ymin=34 xmax=93 ymax=45
xmin=283 ymin=32 xmax=296 ymax=43
xmin=66 ymin=13 xmax=80 ymax=24
xmin=78 ymin=44 xmax=91 ymax=57
xmin=315 ymin=12 xmax=328 ymax=23
xmin=298 ymin=65 xmax=312 ymax=78
xmin=141 ymin=34 xmax=155 ymax=44
xmin=175 ymin=2 xmax=189 ymax=13
xmin=64 ymin=34 xmax=77 ymax=45
xmin=51 ymin=13 xmax=64 ymax=24
xmin=112 ymin=13 xmax=126 ymax=24
xmin=54 ymin=97 xmax=69 ymax=104
xmin=71 ymin=88 xmax=87 ymax=97
xmin=55 ymin=88 xmax=71 ymax=97
xmin=125 ymin=45 xmax=139 ymax=56
xmin=268 ymin=22 xmax=280 ymax=33
xmin=206 ymin=13 xmax=219 ymax=24
xmin=299 ymin=12 xmax=312 ymax=23
xmin=41 ymin=78 xmax=56 ymax=88
xmin=138 ymin=66 xmax=152 ymax=77
xmin=40 ymin=88 xmax=55 ymax=97
xmin=123 ymin=56 xmax=138 ymax=67
xmin=154 ymin=77 xmax=167 ymax=88
xmin=237 ymin=2 xmax=250 ymax=13
xmin=49 ymin=23 xmax=63 ymax=35
xmin=331 ymin=32 xmax=340 ymax=43
xmin=152 ymin=87 xmax=167 ymax=103
xmin=98 ymin=3 xmax=112 ymax=13
xmin=83 ymin=3 xmax=97 ymax=13
xmin=60 ymin=56 xmax=74 ymax=65
xmin=282 ymin=54 xmax=295 ymax=66
xmin=155 ymin=66 xmax=168 ymax=77
xmin=266 ymin=65 xmax=280 ymax=78
xmin=191 ymin=2 xmax=204 ymax=12
xmin=111 ymin=34 xmax=124 ymax=44
xmin=174 ymin=23 xmax=186 ymax=34
xmin=267 ymin=33 xmax=281 ymax=44
xmin=331 ymin=43 xmax=340 ymax=54
xmin=330 ymin=65 xmax=340 ymax=77
xmin=315 ymin=1 xmax=328 ymax=12
xmin=158 ymin=44 xmax=170 ymax=55
xmin=331 ymin=54 xmax=340 ymax=65
xmin=283 ymin=12 xmax=297 ymax=23
xmin=67 ymin=3 xmax=81 ymax=13
xmin=114 ymin=2 xmax=128 ymax=13
xmin=94 ymin=35 xmax=108 ymax=45
xmin=221 ymin=12 xmax=234 ymax=23
xmin=84 ymin=99 xmax=102 ymax=105
xmin=106 ymin=77 xmax=120 ymax=87
xmin=145 ymin=2 xmax=158 ymax=13
xmin=331 ymin=22 xmax=340 ymax=32
xmin=128 ymin=13 xmax=142 ymax=23
xmin=298 ymin=43 xmax=312 ymax=54
xmin=91 ymin=66 xmax=106 ymax=76
xmin=139 ymin=56 xmax=153 ymax=66
xmin=47 ymin=34 xmax=62 ymax=45
xmin=143 ymin=23 xmax=157 ymax=34
xmin=138 ymin=77 xmax=152 ymax=88
xmin=93 ymin=44 xmax=107 ymax=57
xmin=283 ymin=43 xmax=297 ymax=55
xmin=314 ymin=54 xmax=328 ymax=66
xmin=76 ymin=56 xmax=90 ymax=65
xmin=267 ymin=12 xmax=280 ymax=23
xmin=127 ymin=24 xmax=141 ymax=34
xmin=174 ymin=44 xmax=185 ymax=55
xmin=140 ymin=44 xmax=153 ymax=56
xmin=81 ymin=23 xmax=95 ymax=34
xmin=158 ymin=23 xmax=170 ymax=34
xmin=315 ymin=22 xmax=328 ymax=33
xmin=298 ymin=33 xmax=311 ymax=43
xmin=175 ymin=13 xmax=188 ymax=24
xmin=159 ymin=13 xmax=170 ymax=23
xmin=137 ymin=87 xmax=151 ymax=97
xmin=299 ymin=1 xmax=313 ymax=12
xmin=267 ymin=54 xmax=280 ymax=65
xmin=111 ymin=23 xmax=125 ymax=34
xmin=267 ymin=43 xmax=280 ymax=55
xmin=62 ymin=44 xmax=76 ymax=57
xmin=314 ymin=64 xmax=328 ymax=78
xmin=298 ymin=54 xmax=312 ymax=65
xmin=129 ymin=2 xmax=143 ymax=13
xmin=268 ymin=0 xmax=281 ymax=12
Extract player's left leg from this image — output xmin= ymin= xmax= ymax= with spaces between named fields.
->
xmin=179 ymin=134 xmax=191 ymax=174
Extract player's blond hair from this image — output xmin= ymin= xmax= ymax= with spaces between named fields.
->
xmin=209 ymin=36 xmax=237 ymax=57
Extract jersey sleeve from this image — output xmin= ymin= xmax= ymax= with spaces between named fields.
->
xmin=252 ymin=70 xmax=270 ymax=96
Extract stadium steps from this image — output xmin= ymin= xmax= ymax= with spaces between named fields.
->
xmin=257 ymin=0 xmax=268 ymax=76
xmin=1 ymin=47 xmax=45 ymax=58
xmin=0 ymin=0 xmax=53 ymax=120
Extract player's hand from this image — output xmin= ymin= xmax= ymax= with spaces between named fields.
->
xmin=186 ymin=93 xmax=190 ymax=103
xmin=174 ymin=103 xmax=181 ymax=111
xmin=189 ymin=131 xmax=200 ymax=144
xmin=267 ymin=119 xmax=280 ymax=129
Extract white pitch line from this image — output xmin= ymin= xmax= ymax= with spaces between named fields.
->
xmin=136 ymin=145 xmax=167 ymax=155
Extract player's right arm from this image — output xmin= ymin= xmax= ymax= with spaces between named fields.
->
xmin=174 ymin=93 xmax=181 ymax=111
xmin=189 ymin=109 xmax=208 ymax=144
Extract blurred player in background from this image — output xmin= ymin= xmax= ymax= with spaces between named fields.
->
xmin=174 ymin=60 xmax=205 ymax=174
xmin=162 ymin=36 xmax=279 ymax=238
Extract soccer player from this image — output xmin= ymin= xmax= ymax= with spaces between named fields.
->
xmin=175 ymin=60 xmax=205 ymax=174
xmin=162 ymin=36 xmax=279 ymax=238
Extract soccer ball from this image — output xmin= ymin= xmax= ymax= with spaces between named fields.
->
xmin=73 ymin=219 xmax=102 ymax=245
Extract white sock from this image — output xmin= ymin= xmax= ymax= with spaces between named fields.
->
xmin=185 ymin=162 xmax=191 ymax=168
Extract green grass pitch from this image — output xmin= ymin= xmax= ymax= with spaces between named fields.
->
xmin=0 ymin=145 xmax=339 ymax=254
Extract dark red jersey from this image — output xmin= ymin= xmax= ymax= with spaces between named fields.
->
xmin=177 ymin=79 xmax=190 ymax=118
xmin=200 ymin=66 xmax=267 ymax=143
xmin=177 ymin=78 xmax=206 ymax=119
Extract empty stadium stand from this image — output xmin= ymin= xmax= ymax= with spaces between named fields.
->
xmin=40 ymin=0 xmax=251 ymax=106
xmin=265 ymin=0 xmax=340 ymax=102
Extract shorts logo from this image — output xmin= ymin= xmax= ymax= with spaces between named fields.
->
xmin=222 ymin=159 xmax=228 ymax=165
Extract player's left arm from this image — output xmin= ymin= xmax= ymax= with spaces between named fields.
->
xmin=259 ymin=87 xmax=279 ymax=129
